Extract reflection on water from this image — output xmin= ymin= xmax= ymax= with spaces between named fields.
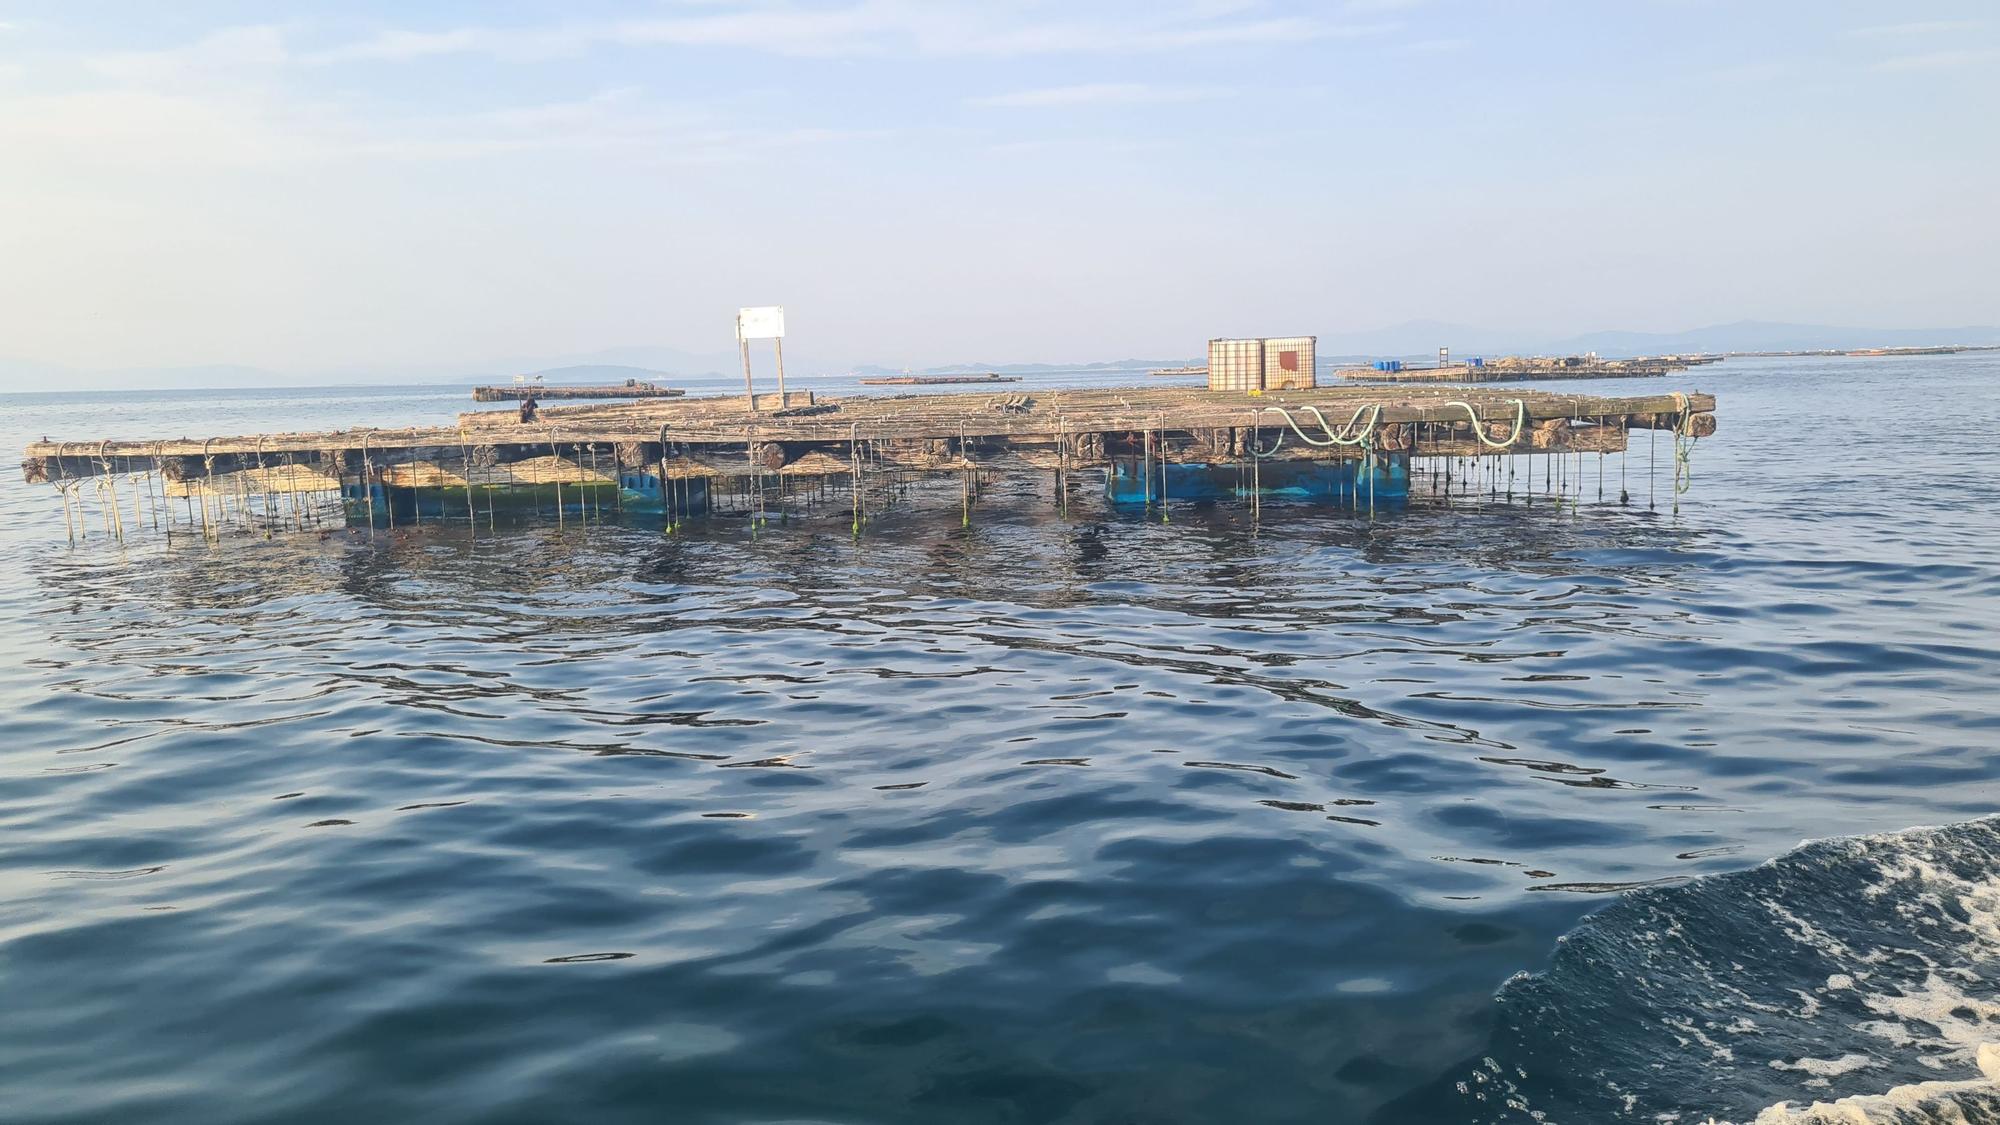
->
xmin=2 ymin=356 xmax=2000 ymax=1123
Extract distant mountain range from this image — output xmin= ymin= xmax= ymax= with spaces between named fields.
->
xmin=1312 ymin=320 xmax=2000 ymax=359
xmin=851 ymin=359 xmax=1183 ymax=377
xmin=5 ymin=320 xmax=1996 ymax=391
xmin=505 ymin=364 xmax=675 ymax=384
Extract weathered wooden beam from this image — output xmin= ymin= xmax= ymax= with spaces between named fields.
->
xmin=21 ymin=386 xmax=1716 ymax=482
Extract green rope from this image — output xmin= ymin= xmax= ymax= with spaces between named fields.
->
xmin=1442 ymin=398 xmax=1527 ymax=450
xmin=1672 ymin=391 xmax=1698 ymax=496
xmin=1262 ymin=403 xmax=1380 ymax=448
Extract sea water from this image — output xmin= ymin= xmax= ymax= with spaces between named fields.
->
xmin=1 ymin=356 xmax=1997 ymax=1124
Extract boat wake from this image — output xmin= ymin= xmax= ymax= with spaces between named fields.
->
xmin=1384 ymin=817 xmax=2000 ymax=1124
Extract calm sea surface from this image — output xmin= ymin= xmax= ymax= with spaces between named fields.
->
xmin=2 ymin=357 xmax=1998 ymax=1124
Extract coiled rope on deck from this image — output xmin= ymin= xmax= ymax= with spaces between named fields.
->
xmin=1441 ymin=398 xmax=1528 ymax=450
xmin=1253 ymin=403 xmax=1381 ymax=457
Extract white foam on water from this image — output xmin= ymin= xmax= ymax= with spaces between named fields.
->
xmin=1701 ymin=1046 xmax=2000 ymax=1124
xmin=1847 ymin=974 xmax=2000 ymax=1068
xmin=1772 ymin=1055 xmax=1878 ymax=1077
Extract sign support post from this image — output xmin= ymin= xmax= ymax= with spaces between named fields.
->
xmin=736 ymin=306 xmax=786 ymax=412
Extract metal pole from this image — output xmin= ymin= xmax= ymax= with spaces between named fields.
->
xmin=740 ymin=334 xmax=756 ymax=411
xmin=773 ymin=337 xmax=787 ymax=405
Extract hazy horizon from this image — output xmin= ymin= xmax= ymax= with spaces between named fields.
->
xmin=4 ymin=1 xmax=1997 ymax=383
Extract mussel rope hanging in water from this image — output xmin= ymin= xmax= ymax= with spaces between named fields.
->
xmin=201 ymin=438 xmax=218 ymax=539
xmin=97 ymin=442 xmax=124 ymax=541
xmin=152 ymin=442 xmax=170 ymax=538
xmin=57 ymin=480 xmax=79 ymax=543
xmin=657 ymin=423 xmax=676 ymax=534
xmin=255 ymin=437 xmax=274 ymax=539
xmin=457 ymin=430 xmax=477 ymax=527
xmin=360 ymin=433 xmax=379 ymax=536
xmin=1671 ymin=391 xmax=1698 ymax=497
xmin=547 ymin=430 xmax=564 ymax=527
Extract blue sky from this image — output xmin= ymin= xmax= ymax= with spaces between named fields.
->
xmin=1 ymin=1 xmax=1996 ymax=376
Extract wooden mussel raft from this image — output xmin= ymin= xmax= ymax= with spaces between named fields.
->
xmin=857 ymin=374 xmax=1020 ymax=386
xmin=21 ymin=384 xmax=1717 ymax=541
xmin=1341 ymin=355 xmax=1725 ymax=384
xmin=472 ymin=382 xmax=684 ymax=401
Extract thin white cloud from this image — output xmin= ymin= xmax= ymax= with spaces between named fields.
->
xmin=972 ymin=82 xmax=1224 ymax=109
xmin=311 ymin=3 xmax=1392 ymax=63
xmin=88 ymin=25 xmax=290 ymax=83
xmin=0 ymin=81 xmax=878 ymax=170
xmin=1849 ymin=20 xmax=1983 ymax=38
xmin=1872 ymin=48 xmax=2000 ymax=73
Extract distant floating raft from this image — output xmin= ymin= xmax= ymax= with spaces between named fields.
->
xmin=473 ymin=384 xmax=685 ymax=401
xmin=857 ymin=374 xmax=1020 ymax=385
xmin=1342 ymin=362 xmax=1690 ymax=384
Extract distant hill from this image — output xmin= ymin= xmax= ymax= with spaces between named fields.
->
xmin=9 ymin=319 xmax=2000 ymax=392
xmin=1546 ymin=320 xmax=2000 ymax=356
xmin=1316 ymin=320 xmax=1543 ymax=359
xmin=1303 ymin=320 xmax=2000 ymax=360
xmin=855 ymin=358 xmax=1195 ymax=377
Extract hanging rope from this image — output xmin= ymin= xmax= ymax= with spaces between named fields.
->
xmin=1671 ymin=390 xmax=1698 ymax=497
xmin=97 ymin=442 xmax=124 ymax=541
xmin=200 ymin=438 xmax=219 ymax=540
xmin=256 ymin=437 xmax=275 ymax=538
xmin=149 ymin=443 xmax=166 ymax=535
xmin=359 ymin=433 xmax=378 ymax=536
xmin=547 ymin=429 xmax=565 ymax=527
xmin=457 ymin=429 xmax=477 ymax=528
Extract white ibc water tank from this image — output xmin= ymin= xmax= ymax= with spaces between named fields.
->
xmin=1262 ymin=337 xmax=1316 ymax=390
xmin=1208 ymin=338 xmax=1265 ymax=391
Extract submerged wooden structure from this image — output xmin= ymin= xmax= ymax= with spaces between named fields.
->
xmin=21 ymin=383 xmax=1717 ymax=542
xmin=472 ymin=382 xmax=684 ymax=401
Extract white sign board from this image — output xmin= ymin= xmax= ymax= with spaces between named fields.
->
xmin=737 ymin=306 xmax=785 ymax=341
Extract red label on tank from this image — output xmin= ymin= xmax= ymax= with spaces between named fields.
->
xmin=1279 ymin=351 xmax=1299 ymax=372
